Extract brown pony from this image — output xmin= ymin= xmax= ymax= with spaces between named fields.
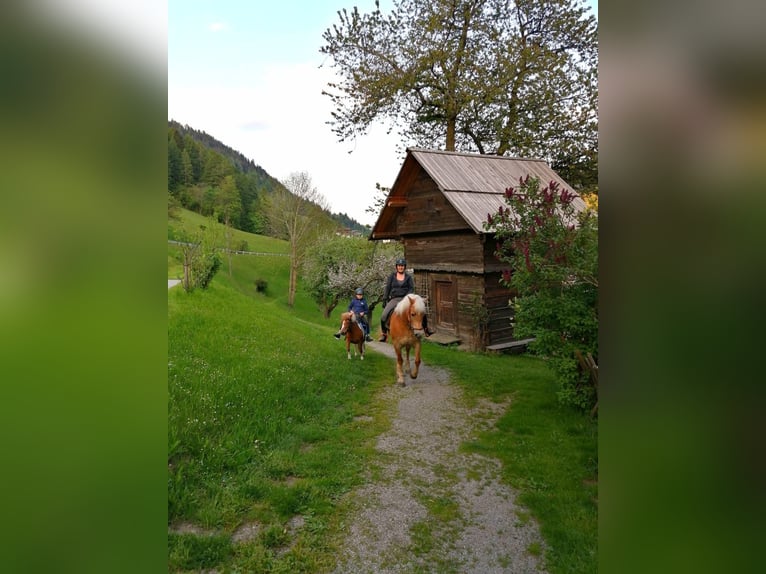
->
xmin=388 ymin=294 xmax=427 ymax=386
xmin=338 ymin=311 xmax=365 ymax=360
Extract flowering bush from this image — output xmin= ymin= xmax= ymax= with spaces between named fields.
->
xmin=485 ymin=176 xmax=598 ymax=411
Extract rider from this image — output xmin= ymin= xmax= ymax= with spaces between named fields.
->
xmin=334 ymin=287 xmax=373 ymax=342
xmin=378 ymin=258 xmax=434 ymax=343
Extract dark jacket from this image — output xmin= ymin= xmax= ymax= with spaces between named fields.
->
xmin=347 ymin=297 xmax=370 ymax=316
xmin=383 ymin=272 xmax=415 ymax=303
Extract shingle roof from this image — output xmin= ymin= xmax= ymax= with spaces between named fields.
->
xmin=407 ymin=148 xmax=587 ymax=233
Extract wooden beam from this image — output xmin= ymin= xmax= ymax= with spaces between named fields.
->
xmin=370 ymin=231 xmax=402 ymax=240
xmin=485 ymin=338 xmax=535 ymax=352
xmin=387 ymin=197 xmax=408 ymax=208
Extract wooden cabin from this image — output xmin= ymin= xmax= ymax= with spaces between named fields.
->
xmin=369 ymin=148 xmax=587 ymax=350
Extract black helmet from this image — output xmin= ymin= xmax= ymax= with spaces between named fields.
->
xmin=395 ymin=258 xmax=407 ymax=266
xmin=355 ymin=287 xmax=364 ymax=295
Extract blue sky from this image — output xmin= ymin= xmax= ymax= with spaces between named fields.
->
xmin=168 ymin=0 xmax=598 ymax=226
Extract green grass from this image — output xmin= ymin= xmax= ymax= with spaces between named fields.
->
xmin=168 ymin=208 xmax=289 ymax=280
xmin=168 ymin=276 xmax=397 ymax=571
xmin=169 ymin=213 xmax=396 ymax=571
xmin=423 ymin=343 xmax=598 ymax=574
xmin=168 ymin=214 xmax=597 ymax=573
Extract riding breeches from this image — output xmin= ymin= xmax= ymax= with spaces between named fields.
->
xmin=380 ymin=298 xmax=402 ymax=333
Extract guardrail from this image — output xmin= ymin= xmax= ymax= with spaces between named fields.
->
xmin=168 ymin=240 xmax=290 ymax=256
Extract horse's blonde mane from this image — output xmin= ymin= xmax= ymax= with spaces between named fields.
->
xmin=394 ymin=294 xmax=426 ymax=316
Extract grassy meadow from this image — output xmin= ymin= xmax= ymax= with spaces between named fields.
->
xmin=167 ymin=212 xmax=597 ymax=573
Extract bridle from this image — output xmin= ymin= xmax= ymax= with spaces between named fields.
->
xmin=404 ymin=299 xmax=425 ymax=335
xmin=340 ymin=312 xmax=360 ymax=336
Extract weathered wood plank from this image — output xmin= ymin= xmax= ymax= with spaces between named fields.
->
xmin=485 ymin=338 xmax=535 ymax=351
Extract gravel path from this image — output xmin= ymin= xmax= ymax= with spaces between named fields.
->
xmin=332 ymin=341 xmax=548 ymax=574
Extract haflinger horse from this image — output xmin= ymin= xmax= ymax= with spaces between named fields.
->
xmin=338 ymin=311 xmax=365 ymax=360
xmin=388 ymin=294 xmax=427 ymax=386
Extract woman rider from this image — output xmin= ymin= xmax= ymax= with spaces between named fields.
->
xmin=378 ymin=258 xmax=434 ymax=342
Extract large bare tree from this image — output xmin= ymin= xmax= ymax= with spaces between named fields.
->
xmin=263 ymin=172 xmax=333 ymax=307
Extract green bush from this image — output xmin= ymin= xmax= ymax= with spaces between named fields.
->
xmin=193 ymin=251 xmax=221 ymax=290
xmin=485 ymin=175 xmax=598 ymax=411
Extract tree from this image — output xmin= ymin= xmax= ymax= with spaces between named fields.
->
xmin=215 ymin=175 xmax=242 ymax=276
xmin=180 ymin=149 xmax=193 ymax=188
xmin=263 ymin=172 xmax=334 ymax=307
xmin=321 ymin=0 xmax=597 ymax=164
xmin=325 ymin=245 xmax=398 ymax=318
xmin=202 ymin=149 xmax=233 ymax=187
xmin=366 ymin=183 xmax=391 ymax=222
xmin=182 ymin=134 xmax=204 ymax=182
xmin=485 ymin=175 xmax=597 ymax=411
xmin=168 ymin=190 xmax=182 ymax=221
xmin=168 ymin=131 xmax=183 ymax=193
xmin=302 ymin=235 xmax=399 ymax=318
xmin=175 ymin=221 xmax=222 ymax=293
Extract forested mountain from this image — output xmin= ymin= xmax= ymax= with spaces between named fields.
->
xmin=168 ymin=120 xmax=369 ymax=235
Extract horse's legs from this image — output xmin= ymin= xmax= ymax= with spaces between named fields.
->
xmin=403 ymin=345 xmax=411 ymax=378
xmin=394 ymin=344 xmax=405 ymax=386
xmin=410 ymin=340 xmax=421 ymax=379
xmin=346 ymin=337 xmax=352 ymax=360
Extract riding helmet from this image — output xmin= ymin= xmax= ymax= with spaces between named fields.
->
xmin=395 ymin=258 xmax=407 ymax=266
xmin=355 ymin=287 xmax=364 ymax=295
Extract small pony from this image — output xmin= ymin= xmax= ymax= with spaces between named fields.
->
xmin=338 ymin=311 xmax=365 ymax=360
xmin=388 ymin=294 xmax=427 ymax=386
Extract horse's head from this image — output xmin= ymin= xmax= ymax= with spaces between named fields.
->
xmin=401 ymin=295 xmax=426 ymax=337
xmin=339 ymin=311 xmax=355 ymax=335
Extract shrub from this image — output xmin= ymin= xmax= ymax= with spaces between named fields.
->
xmin=193 ymin=251 xmax=221 ymax=290
xmin=176 ymin=221 xmax=223 ymax=292
xmin=485 ymin=175 xmax=598 ymax=411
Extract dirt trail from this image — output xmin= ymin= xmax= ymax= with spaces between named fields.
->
xmin=332 ymin=341 xmax=548 ymax=574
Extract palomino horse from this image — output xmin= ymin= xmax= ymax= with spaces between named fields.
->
xmin=338 ymin=311 xmax=365 ymax=360
xmin=388 ymin=294 xmax=427 ymax=386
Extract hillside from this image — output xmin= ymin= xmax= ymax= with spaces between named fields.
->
xmin=168 ymin=120 xmax=370 ymax=235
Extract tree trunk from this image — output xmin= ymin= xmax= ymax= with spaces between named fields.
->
xmin=183 ymin=262 xmax=191 ymax=291
xmin=288 ymin=258 xmax=297 ymax=307
xmin=446 ymin=119 xmax=456 ymax=151
xmin=225 ymin=220 xmax=233 ymax=277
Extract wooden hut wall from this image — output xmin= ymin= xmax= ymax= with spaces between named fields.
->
xmin=485 ymin=272 xmax=515 ymax=345
xmin=482 ymin=233 xmax=506 ymax=272
xmin=395 ymin=171 xmax=470 ymax=235
xmin=404 ymin=231 xmax=484 ymax=273
xmin=456 ymin=273 xmax=487 ymax=349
